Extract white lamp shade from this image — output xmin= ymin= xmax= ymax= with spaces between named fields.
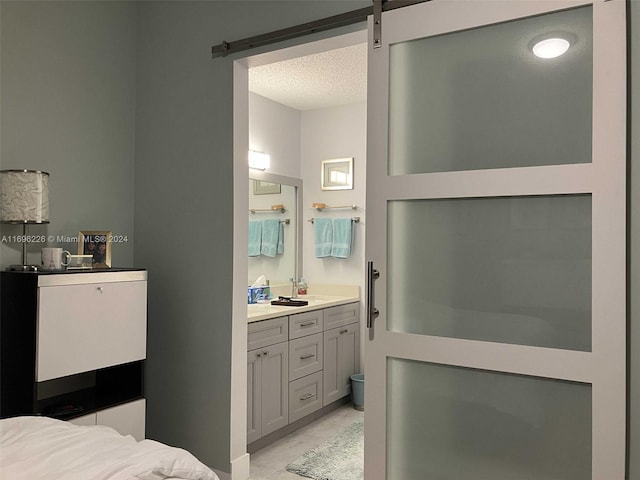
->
xmin=0 ymin=170 xmax=50 ymax=223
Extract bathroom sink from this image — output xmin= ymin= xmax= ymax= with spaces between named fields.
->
xmin=297 ymin=295 xmax=334 ymax=304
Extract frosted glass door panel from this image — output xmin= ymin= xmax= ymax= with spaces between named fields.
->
xmin=387 ymin=358 xmax=591 ymax=480
xmin=387 ymin=195 xmax=591 ymax=350
xmin=388 ymin=6 xmax=592 ymax=175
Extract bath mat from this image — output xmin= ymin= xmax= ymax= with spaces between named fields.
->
xmin=285 ymin=418 xmax=364 ymax=480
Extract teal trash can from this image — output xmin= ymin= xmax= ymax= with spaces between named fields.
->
xmin=350 ymin=373 xmax=364 ymax=411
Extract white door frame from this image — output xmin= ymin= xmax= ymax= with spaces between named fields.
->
xmin=231 ymin=29 xmax=367 ymax=480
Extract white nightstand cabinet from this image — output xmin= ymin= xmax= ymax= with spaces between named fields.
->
xmin=0 ymin=269 xmax=147 ymax=440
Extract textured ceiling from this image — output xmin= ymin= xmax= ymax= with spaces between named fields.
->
xmin=249 ymin=43 xmax=367 ymax=112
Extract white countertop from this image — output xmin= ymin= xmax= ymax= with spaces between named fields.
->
xmin=247 ymin=284 xmax=360 ymax=323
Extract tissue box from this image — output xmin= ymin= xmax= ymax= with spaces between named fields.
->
xmin=248 ymin=286 xmax=270 ymax=304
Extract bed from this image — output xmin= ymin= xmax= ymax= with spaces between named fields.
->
xmin=0 ymin=416 xmax=220 ymax=480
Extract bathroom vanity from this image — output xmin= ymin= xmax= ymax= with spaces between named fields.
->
xmin=246 ymin=287 xmax=360 ymax=449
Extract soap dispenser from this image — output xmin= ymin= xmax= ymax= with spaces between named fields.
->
xmin=297 ymin=278 xmax=308 ymax=296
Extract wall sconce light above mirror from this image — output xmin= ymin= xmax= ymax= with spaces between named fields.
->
xmin=249 ymin=150 xmax=271 ymax=170
xmin=321 ymin=158 xmax=353 ymax=190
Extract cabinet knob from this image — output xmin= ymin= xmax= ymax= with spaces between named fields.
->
xmin=97 ymin=286 xmax=104 ymax=293
xmin=340 ymin=329 xmax=348 ymax=334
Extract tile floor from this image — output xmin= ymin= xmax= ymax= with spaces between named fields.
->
xmin=248 ymin=403 xmax=364 ymax=480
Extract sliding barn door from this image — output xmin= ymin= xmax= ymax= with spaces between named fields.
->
xmin=364 ymin=1 xmax=627 ymax=479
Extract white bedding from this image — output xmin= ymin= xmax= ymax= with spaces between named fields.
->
xmin=0 ymin=416 xmax=220 ymax=480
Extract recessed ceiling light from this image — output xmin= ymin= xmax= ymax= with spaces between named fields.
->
xmin=532 ymin=37 xmax=571 ymax=59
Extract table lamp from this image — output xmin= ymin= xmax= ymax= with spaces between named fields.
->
xmin=0 ymin=169 xmax=50 ymax=271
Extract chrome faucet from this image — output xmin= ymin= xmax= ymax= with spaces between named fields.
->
xmin=290 ymin=277 xmax=298 ymax=298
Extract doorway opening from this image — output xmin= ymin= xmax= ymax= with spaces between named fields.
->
xmin=232 ymin=29 xmax=368 ymax=480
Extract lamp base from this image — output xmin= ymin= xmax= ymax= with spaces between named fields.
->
xmin=6 ymin=264 xmax=40 ymax=272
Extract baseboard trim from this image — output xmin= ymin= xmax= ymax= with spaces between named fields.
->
xmin=247 ymin=396 xmax=351 ymax=454
xmin=229 ymin=452 xmax=250 ymax=480
xmin=213 ymin=469 xmax=231 ymax=480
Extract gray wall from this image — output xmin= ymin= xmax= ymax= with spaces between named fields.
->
xmin=0 ymin=1 xmax=137 ymax=267
xmin=249 ymin=92 xmax=301 ymax=177
xmin=133 ymin=1 xmax=368 ymax=473
xmin=1 ymin=1 xmax=638 ymax=477
xmin=301 ymin=102 xmax=366 ymax=287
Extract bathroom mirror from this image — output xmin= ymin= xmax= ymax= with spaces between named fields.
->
xmin=248 ymin=171 xmax=302 ymax=287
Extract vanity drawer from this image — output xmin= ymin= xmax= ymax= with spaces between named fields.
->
xmin=289 ymin=371 xmax=323 ymax=423
xmin=289 ymin=333 xmax=323 ymax=381
xmin=248 ymin=316 xmax=288 ymax=350
xmin=289 ymin=310 xmax=323 ymax=339
xmin=323 ymin=302 xmax=360 ymax=331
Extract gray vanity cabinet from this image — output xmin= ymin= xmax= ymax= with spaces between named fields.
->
xmin=322 ymin=304 xmax=360 ymax=406
xmin=289 ymin=333 xmax=323 ymax=380
xmin=323 ymin=302 xmax=360 ymax=331
xmin=247 ymin=302 xmax=360 ymax=445
xmin=288 ymin=312 xmax=324 ymax=423
xmin=289 ymin=371 xmax=323 ymax=423
xmin=247 ymin=317 xmax=289 ymax=444
xmin=289 ymin=309 xmax=323 ymax=339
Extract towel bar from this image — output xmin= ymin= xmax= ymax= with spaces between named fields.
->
xmin=311 ymin=204 xmax=358 ymax=211
xmin=308 ymin=217 xmax=360 ymax=224
xmin=250 ymin=204 xmax=286 ymax=214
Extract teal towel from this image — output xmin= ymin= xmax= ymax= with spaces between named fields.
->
xmin=331 ymin=218 xmax=354 ymax=258
xmin=248 ymin=221 xmax=262 ymax=257
xmin=277 ymin=221 xmax=284 ymax=255
xmin=314 ymin=218 xmax=333 ymax=258
xmin=261 ymin=219 xmax=283 ymax=257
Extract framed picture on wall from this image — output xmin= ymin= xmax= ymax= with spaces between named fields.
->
xmin=78 ymin=231 xmax=112 ymax=268
xmin=321 ymin=158 xmax=353 ymax=190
